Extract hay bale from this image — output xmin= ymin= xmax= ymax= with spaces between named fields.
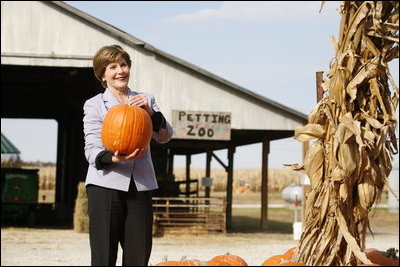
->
xmin=73 ymin=182 xmax=89 ymax=233
xmin=76 ymin=182 xmax=87 ymax=198
xmin=73 ymin=214 xmax=89 ymax=233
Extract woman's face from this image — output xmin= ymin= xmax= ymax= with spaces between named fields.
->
xmin=103 ymin=58 xmax=130 ymax=91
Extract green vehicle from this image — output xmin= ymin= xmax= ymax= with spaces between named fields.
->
xmin=1 ymin=168 xmax=39 ymax=223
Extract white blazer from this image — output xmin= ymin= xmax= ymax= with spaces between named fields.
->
xmin=83 ymin=88 xmax=173 ymax=191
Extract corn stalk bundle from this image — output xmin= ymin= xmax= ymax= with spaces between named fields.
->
xmin=291 ymin=1 xmax=399 ymax=266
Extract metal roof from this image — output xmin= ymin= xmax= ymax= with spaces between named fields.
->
xmin=47 ymin=1 xmax=308 ymax=123
xmin=1 ymin=132 xmax=20 ymax=154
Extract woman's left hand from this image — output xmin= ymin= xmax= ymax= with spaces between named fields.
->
xmin=128 ymin=94 xmax=154 ymax=117
xmin=111 ymin=147 xmax=147 ymax=163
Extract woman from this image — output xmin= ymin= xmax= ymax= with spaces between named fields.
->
xmin=83 ymin=44 xmax=173 ymax=266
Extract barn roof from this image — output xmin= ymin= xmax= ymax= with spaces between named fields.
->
xmin=55 ymin=1 xmax=307 ymax=121
xmin=1 ymin=133 xmax=20 ymax=155
xmin=1 ymin=1 xmax=307 ymax=125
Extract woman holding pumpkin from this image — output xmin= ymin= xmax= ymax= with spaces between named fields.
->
xmin=83 ymin=44 xmax=173 ymax=266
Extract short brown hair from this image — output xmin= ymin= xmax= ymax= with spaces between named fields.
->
xmin=93 ymin=45 xmax=132 ymax=88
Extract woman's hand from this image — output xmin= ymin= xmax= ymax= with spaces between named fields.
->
xmin=111 ymin=147 xmax=147 ymax=163
xmin=128 ymin=94 xmax=154 ymax=117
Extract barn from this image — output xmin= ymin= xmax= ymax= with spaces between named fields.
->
xmin=1 ymin=1 xmax=307 ymax=230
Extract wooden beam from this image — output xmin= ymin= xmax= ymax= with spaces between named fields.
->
xmin=226 ymin=145 xmax=235 ymax=230
xmin=260 ymin=136 xmax=270 ymax=231
xmin=211 ymin=152 xmax=229 ymax=171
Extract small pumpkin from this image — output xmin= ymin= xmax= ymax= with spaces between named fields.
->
xmin=276 ymin=262 xmax=306 ymax=266
xmin=283 ymin=247 xmax=297 ymax=259
xmin=155 ymin=260 xmax=183 ymax=266
xmin=365 ymin=250 xmax=399 ymax=266
xmin=364 ymin=248 xmax=379 ymax=253
xmin=261 ymin=255 xmax=291 ymax=266
xmin=101 ymin=104 xmax=152 ymax=155
xmin=155 ymin=259 xmax=204 ymax=266
xmin=205 ymin=259 xmax=232 ymax=266
xmin=211 ymin=255 xmax=248 ymax=266
xmin=179 ymin=259 xmax=205 ymax=266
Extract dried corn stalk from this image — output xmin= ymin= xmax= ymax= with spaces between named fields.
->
xmin=292 ymin=1 xmax=399 ymax=266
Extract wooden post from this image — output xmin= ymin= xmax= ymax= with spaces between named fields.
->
xmin=205 ymin=150 xmax=212 ymax=198
xmin=301 ymin=141 xmax=309 ymax=224
xmin=186 ymin=154 xmax=191 ymax=197
xmin=260 ymin=136 xmax=270 ymax=231
xmin=316 ymin=71 xmax=324 ymax=102
xmin=302 ymin=71 xmax=324 ymax=223
xmin=167 ymin=149 xmax=174 ymax=182
xmin=226 ymin=145 xmax=235 ymax=230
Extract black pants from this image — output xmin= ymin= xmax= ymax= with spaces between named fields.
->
xmin=86 ymin=182 xmax=153 ymax=266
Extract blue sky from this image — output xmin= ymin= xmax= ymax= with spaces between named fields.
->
xmin=2 ymin=1 xmax=399 ymax=169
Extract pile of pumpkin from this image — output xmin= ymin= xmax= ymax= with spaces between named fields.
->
xmin=155 ymin=247 xmax=399 ymax=266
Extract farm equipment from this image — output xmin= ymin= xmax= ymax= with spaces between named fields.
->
xmin=1 ymin=167 xmax=39 ymax=224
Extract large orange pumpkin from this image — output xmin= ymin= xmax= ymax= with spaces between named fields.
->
xmin=101 ymin=105 xmax=152 ymax=155
xmin=211 ymin=255 xmax=248 ymax=266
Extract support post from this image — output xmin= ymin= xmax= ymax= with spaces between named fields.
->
xmin=260 ymin=136 xmax=270 ymax=231
xmin=302 ymin=71 xmax=324 ymax=223
xmin=316 ymin=71 xmax=324 ymax=102
xmin=167 ymin=149 xmax=174 ymax=182
xmin=226 ymin=145 xmax=235 ymax=230
xmin=186 ymin=154 xmax=191 ymax=197
xmin=205 ymin=150 xmax=212 ymax=198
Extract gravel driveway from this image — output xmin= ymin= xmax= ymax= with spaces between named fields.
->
xmin=1 ymin=226 xmax=398 ymax=266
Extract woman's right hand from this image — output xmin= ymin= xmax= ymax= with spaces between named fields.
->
xmin=111 ymin=148 xmax=146 ymax=163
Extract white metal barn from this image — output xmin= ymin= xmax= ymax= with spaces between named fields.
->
xmin=1 ymin=1 xmax=308 ymax=230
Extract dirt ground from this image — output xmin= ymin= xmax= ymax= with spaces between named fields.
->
xmin=1 ymin=222 xmax=399 ymax=266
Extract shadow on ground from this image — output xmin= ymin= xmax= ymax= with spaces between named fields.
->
xmin=230 ymin=215 xmax=292 ymax=233
xmin=1 ymin=205 xmax=72 ymax=230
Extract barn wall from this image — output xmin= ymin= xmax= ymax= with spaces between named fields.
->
xmin=1 ymin=1 xmax=305 ymax=132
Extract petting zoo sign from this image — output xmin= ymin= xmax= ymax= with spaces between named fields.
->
xmin=172 ymin=110 xmax=231 ymax=140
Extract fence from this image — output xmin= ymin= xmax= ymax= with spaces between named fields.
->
xmin=152 ymin=197 xmax=226 ymax=234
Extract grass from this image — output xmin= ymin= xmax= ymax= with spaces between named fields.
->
xmin=229 ymin=206 xmax=399 ymax=234
xmin=368 ymin=208 xmax=399 ymax=231
xmin=231 ymin=207 xmax=294 ymax=234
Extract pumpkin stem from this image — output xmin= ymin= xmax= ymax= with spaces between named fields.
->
xmin=385 ymin=248 xmax=399 ymax=260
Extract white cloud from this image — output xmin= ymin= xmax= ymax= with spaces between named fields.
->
xmin=167 ymin=1 xmax=339 ymax=22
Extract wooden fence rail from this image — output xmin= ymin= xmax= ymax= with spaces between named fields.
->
xmin=152 ymin=197 xmax=226 ymax=233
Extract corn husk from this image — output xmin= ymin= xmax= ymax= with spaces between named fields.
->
xmin=291 ymin=1 xmax=399 ymax=266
